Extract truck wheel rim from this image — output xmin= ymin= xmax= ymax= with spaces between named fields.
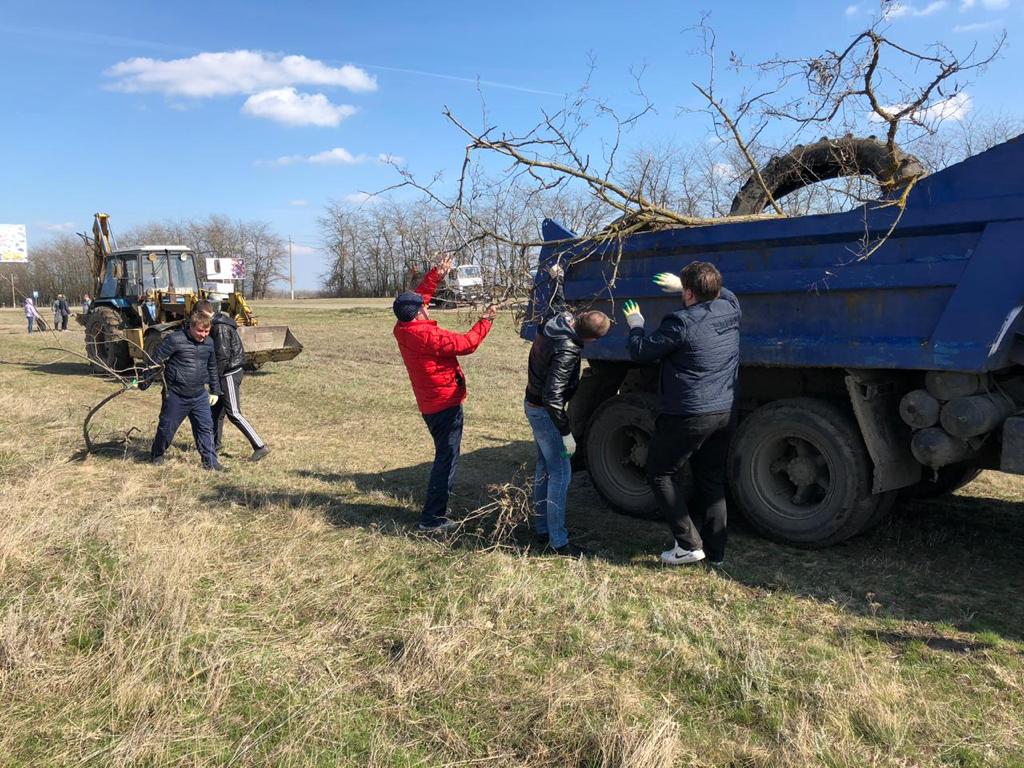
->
xmin=752 ymin=434 xmax=834 ymax=520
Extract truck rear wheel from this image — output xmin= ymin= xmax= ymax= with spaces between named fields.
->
xmin=85 ymin=307 xmax=131 ymax=374
xmin=585 ymin=394 xmax=690 ymax=520
xmin=728 ymin=398 xmax=885 ymax=547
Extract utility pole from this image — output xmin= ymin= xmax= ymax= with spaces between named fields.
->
xmin=9 ymin=272 xmax=14 ymax=308
xmin=289 ymin=237 xmax=294 ymax=301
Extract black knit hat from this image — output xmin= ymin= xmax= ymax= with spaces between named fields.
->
xmin=393 ymin=290 xmax=424 ymax=321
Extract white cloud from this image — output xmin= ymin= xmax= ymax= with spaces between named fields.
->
xmin=257 ymin=146 xmax=369 ymax=167
xmin=960 ymin=0 xmax=976 ymax=8
xmin=377 ymin=153 xmax=405 ymax=165
xmin=845 ymin=4 xmax=860 ymax=15
xmin=871 ymin=92 xmax=973 ymax=123
xmin=241 ymin=88 xmax=356 ymax=127
xmin=885 ymin=0 xmax=948 ymax=17
xmin=308 ymin=147 xmax=365 ymax=164
xmin=344 ymin=192 xmax=382 ymax=206
xmin=288 ymin=199 xmax=308 ymax=206
xmin=962 ymin=0 xmax=1008 ymax=8
xmin=954 ymin=18 xmax=1002 ymax=29
xmin=37 ymin=221 xmax=76 ymax=233
xmin=290 ymin=244 xmax=318 ymax=256
xmin=106 ymin=50 xmax=377 ymax=98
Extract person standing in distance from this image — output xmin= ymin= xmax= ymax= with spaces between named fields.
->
xmin=194 ymin=301 xmax=270 ymax=462
xmin=524 ymin=263 xmax=611 ymax=557
xmin=623 ymin=262 xmax=741 ymax=567
xmin=393 ymin=253 xmax=496 ymax=532
xmin=144 ymin=308 xmax=224 ymax=470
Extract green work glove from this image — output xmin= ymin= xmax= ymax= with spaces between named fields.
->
xmin=622 ymin=300 xmax=645 ymax=330
xmin=653 ymin=272 xmax=683 ymax=293
xmin=561 ymin=433 xmax=577 ymax=458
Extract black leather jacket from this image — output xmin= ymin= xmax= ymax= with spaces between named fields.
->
xmin=152 ymin=326 xmax=222 ymax=397
xmin=210 ymin=312 xmax=245 ymax=375
xmin=525 ymin=281 xmax=582 ymax=436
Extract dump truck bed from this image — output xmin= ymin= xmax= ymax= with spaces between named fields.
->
xmin=525 ymin=135 xmax=1024 ymax=374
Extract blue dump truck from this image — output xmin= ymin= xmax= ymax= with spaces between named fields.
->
xmin=522 ymin=135 xmax=1024 ymax=547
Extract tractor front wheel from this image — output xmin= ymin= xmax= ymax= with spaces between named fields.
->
xmin=85 ymin=307 xmax=131 ymax=374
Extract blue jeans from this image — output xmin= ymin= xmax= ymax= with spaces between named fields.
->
xmin=421 ymin=405 xmax=464 ymax=526
xmin=27 ymin=317 xmax=34 ymax=333
xmin=524 ymin=401 xmax=571 ymax=548
xmin=151 ymin=389 xmax=218 ymax=467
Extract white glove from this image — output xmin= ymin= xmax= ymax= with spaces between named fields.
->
xmin=547 ymin=263 xmax=565 ymax=280
xmin=622 ymin=300 xmax=645 ymax=330
xmin=653 ymin=272 xmax=683 ymax=293
xmin=561 ymin=433 xmax=577 ymax=458
xmin=208 ymin=394 xmax=219 ymax=406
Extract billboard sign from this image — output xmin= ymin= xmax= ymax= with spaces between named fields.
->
xmin=0 ymin=224 xmax=28 ymax=263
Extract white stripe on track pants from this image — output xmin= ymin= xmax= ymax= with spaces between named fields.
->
xmin=212 ymin=368 xmax=265 ymax=451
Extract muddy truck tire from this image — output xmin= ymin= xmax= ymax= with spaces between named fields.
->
xmin=729 ymin=136 xmax=925 ymax=216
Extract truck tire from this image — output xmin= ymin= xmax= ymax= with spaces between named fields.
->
xmin=900 ymin=464 xmax=982 ymax=500
xmin=85 ymin=307 xmax=131 ymax=374
xmin=728 ymin=398 xmax=885 ymax=547
xmin=568 ymin=362 xmax=629 ymax=469
xmin=585 ymin=393 xmax=690 ymax=520
xmin=729 ymin=136 xmax=925 ymax=216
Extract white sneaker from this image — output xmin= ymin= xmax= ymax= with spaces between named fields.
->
xmin=660 ymin=545 xmax=705 ymax=565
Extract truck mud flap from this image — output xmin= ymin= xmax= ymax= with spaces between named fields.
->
xmin=846 ymin=370 xmax=922 ymax=493
xmin=1000 ymin=416 xmax=1024 ymax=474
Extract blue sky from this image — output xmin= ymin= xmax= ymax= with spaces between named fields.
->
xmin=2 ymin=0 xmax=1020 ymax=289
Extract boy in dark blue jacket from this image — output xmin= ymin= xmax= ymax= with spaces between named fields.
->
xmin=145 ymin=308 xmax=224 ymax=470
xmin=624 ymin=262 xmax=740 ymax=567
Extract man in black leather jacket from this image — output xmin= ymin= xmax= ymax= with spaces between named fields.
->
xmin=524 ymin=265 xmax=611 ymax=557
xmin=197 ymin=301 xmax=269 ymax=462
xmin=147 ymin=308 xmax=224 ymax=469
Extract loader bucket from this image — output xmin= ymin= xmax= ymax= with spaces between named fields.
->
xmin=238 ymin=324 xmax=303 ymax=367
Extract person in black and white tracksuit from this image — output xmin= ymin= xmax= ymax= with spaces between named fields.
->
xmin=196 ymin=301 xmax=270 ymax=462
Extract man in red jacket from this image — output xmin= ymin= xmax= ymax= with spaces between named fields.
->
xmin=394 ymin=254 xmax=497 ymax=531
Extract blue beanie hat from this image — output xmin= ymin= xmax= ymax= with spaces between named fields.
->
xmin=393 ymin=290 xmax=424 ymax=321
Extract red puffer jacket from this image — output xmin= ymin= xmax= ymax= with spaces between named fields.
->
xmin=394 ymin=268 xmax=493 ymax=415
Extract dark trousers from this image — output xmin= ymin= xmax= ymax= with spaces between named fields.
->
xmin=645 ymin=410 xmax=734 ymax=561
xmin=211 ymin=368 xmax=264 ymax=451
xmin=421 ymin=405 xmax=464 ymax=525
xmin=60 ymin=314 xmax=69 ymax=330
xmin=151 ymin=389 xmax=218 ymax=467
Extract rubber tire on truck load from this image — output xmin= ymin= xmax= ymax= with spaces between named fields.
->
xmin=728 ymin=397 xmax=887 ymax=547
xmin=585 ymin=393 xmax=692 ymax=520
xmin=900 ymin=463 xmax=983 ymax=500
xmin=729 ymin=136 xmax=925 ymax=217
xmin=85 ymin=307 xmax=132 ymax=374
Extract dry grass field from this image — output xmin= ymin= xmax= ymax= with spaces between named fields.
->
xmin=1 ymin=303 xmax=1022 ymax=767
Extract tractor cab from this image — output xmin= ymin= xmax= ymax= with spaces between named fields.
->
xmin=97 ymin=246 xmax=202 ymax=325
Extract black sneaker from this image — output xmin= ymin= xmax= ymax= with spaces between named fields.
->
xmin=203 ymin=463 xmax=226 ymax=472
xmin=251 ymin=446 xmax=271 ymax=462
xmin=553 ymin=543 xmax=588 ymax=559
xmin=151 ymin=455 xmax=165 ymax=466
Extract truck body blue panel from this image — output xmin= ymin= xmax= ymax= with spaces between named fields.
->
xmin=521 ymin=136 xmax=1024 ymax=373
